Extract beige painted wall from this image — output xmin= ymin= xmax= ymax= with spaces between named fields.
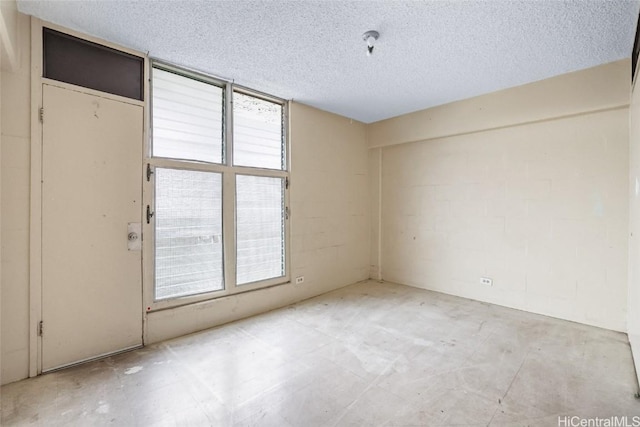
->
xmin=367 ymin=60 xmax=630 ymax=149
xmin=0 ymin=7 xmax=30 ymax=385
xmin=371 ymin=60 xmax=630 ymax=332
xmin=0 ymin=0 xmax=20 ymax=71
xmin=147 ymin=102 xmax=370 ymax=343
xmin=628 ymin=67 xmax=640 ymax=384
xmin=0 ymin=0 xmax=5 ymax=391
xmin=368 ymin=148 xmax=381 ymax=280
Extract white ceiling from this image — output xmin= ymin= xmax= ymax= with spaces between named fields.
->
xmin=17 ymin=0 xmax=640 ymax=123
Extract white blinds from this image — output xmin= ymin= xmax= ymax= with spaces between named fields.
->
xmin=155 ymin=168 xmax=223 ymax=299
xmin=233 ymin=92 xmax=284 ymax=170
xmin=152 ymin=68 xmax=224 ymax=163
xmin=236 ymin=175 xmax=285 ymax=285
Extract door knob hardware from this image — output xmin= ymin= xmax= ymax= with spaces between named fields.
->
xmin=127 ymin=223 xmax=142 ymax=251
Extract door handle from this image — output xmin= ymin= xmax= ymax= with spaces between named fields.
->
xmin=127 ymin=223 xmax=141 ymax=251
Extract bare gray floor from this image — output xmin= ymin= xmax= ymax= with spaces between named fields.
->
xmin=2 ymin=280 xmax=640 ymax=426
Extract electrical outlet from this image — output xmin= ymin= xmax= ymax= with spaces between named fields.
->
xmin=295 ymin=276 xmax=305 ymax=284
xmin=480 ymin=277 xmax=493 ymax=286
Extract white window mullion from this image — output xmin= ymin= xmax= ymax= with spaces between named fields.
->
xmin=222 ymin=171 xmax=237 ymax=292
xmin=224 ymin=82 xmax=237 ymax=291
xmin=283 ymin=102 xmax=291 ymax=285
xmin=142 ymin=161 xmax=156 ymax=314
xmin=148 ymin=157 xmax=228 ymax=173
xmin=226 ymin=83 xmax=234 ymax=167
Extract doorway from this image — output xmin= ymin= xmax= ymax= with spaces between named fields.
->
xmin=41 ymin=83 xmax=143 ymax=371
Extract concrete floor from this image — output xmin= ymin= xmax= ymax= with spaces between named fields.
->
xmin=2 ymin=280 xmax=640 ymax=426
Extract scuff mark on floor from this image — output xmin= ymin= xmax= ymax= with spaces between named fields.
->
xmin=96 ymin=402 xmax=110 ymax=414
xmin=124 ymin=366 xmax=143 ymax=375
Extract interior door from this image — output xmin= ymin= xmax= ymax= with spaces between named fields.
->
xmin=42 ymin=84 xmax=143 ymax=371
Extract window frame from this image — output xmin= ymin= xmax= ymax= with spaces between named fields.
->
xmin=143 ymin=59 xmax=290 ymax=313
xmin=235 ymin=173 xmax=287 ymax=287
xmin=153 ymin=167 xmax=225 ymax=301
xmin=150 ymin=65 xmax=226 ymax=164
xmin=231 ymin=87 xmax=287 ymax=170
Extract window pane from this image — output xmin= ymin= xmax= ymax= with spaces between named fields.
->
xmin=44 ymin=28 xmax=144 ymax=101
xmin=236 ymin=175 xmax=285 ymax=285
xmin=152 ymin=68 xmax=223 ymax=163
xmin=155 ymin=168 xmax=223 ymax=299
xmin=233 ymin=92 xmax=284 ymax=170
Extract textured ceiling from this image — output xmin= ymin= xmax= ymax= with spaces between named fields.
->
xmin=17 ymin=0 xmax=640 ymax=123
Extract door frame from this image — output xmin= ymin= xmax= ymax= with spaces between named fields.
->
xmin=29 ymin=17 xmax=149 ymax=376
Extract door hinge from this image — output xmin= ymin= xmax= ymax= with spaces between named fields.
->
xmin=285 ymin=177 xmax=289 ymax=189
xmin=285 ymin=206 xmax=290 ymax=220
xmin=39 ymin=107 xmax=44 ymax=123
xmin=146 ymin=164 xmax=154 ymax=182
xmin=38 ymin=321 xmax=43 ymax=336
xmin=146 ymin=205 xmax=154 ymax=224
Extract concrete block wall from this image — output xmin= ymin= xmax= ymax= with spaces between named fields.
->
xmin=1 ymin=8 xmax=30 ymax=385
xmin=379 ymin=109 xmax=628 ymax=331
xmin=289 ymin=103 xmax=370 ymax=288
xmin=369 ymin=60 xmax=631 ymax=332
